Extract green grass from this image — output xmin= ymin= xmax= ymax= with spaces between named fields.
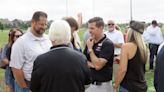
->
xmin=146 ymin=71 xmax=155 ymax=92
xmin=0 ymin=69 xmax=6 ymax=92
xmin=1 ymin=27 xmax=163 ymax=92
xmin=0 ymin=30 xmax=9 ymax=47
xmin=0 ymin=30 xmax=9 ymax=92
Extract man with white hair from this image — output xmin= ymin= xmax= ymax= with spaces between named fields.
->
xmin=31 ymin=20 xmax=91 ymax=92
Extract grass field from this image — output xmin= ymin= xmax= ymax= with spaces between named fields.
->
xmin=0 ymin=30 xmax=9 ymax=92
xmin=0 ymin=26 xmax=162 ymax=92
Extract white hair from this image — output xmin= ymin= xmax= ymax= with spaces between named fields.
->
xmin=48 ymin=20 xmax=71 ymax=45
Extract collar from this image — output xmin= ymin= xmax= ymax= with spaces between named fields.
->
xmin=108 ymin=30 xmax=116 ymax=34
xmin=94 ymin=34 xmax=106 ymax=45
xmin=50 ymin=44 xmax=69 ymax=50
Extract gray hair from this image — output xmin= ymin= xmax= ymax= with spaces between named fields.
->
xmin=48 ymin=20 xmax=71 ymax=45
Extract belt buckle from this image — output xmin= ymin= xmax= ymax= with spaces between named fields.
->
xmin=93 ymin=81 xmax=102 ymax=86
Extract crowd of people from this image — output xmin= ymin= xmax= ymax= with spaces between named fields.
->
xmin=0 ymin=11 xmax=164 ymax=92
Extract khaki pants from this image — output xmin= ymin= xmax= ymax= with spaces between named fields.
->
xmin=85 ymin=81 xmax=113 ymax=92
xmin=113 ymin=56 xmax=120 ymax=82
xmin=113 ymin=63 xmax=119 ymax=82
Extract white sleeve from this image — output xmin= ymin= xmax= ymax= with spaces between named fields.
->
xmin=117 ymin=31 xmax=124 ymax=44
xmin=10 ymin=38 xmax=25 ymax=69
xmin=158 ymin=28 xmax=164 ymax=44
xmin=142 ymin=30 xmax=150 ymax=43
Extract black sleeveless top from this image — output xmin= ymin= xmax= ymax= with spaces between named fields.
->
xmin=120 ymin=48 xmax=147 ymax=92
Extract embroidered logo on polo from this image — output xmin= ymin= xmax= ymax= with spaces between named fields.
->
xmin=87 ymin=38 xmax=107 ymax=54
xmin=96 ymin=43 xmax=102 ymax=51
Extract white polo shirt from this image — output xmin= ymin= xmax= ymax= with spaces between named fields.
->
xmin=105 ymin=30 xmax=124 ymax=55
xmin=10 ymin=29 xmax=52 ymax=81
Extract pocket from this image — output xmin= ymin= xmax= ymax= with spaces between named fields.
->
xmin=119 ymin=86 xmax=129 ymax=92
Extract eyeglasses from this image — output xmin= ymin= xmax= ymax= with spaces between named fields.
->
xmin=14 ymin=35 xmax=22 ymax=38
xmin=108 ymin=23 xmax=114 ymax=26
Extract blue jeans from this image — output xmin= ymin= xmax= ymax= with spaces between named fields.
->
xmin=5 ymin=66 xmax=15 ymax=90
xmin=119 ymin=86 xmax=129 ymax=92
xmin=14 ymin=80 xmax=31 ymax=92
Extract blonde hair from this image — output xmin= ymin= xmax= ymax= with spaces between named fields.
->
xmin=126 ymin=28 xmax=148 ymax=63
xmin=48 ymin=20 xmax=71 ymax=45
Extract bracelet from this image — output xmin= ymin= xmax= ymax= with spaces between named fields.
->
xmin=113 ymin=84 xmax=119 ymax=89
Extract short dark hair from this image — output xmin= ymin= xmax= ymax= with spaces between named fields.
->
xmin=32 ymin=11 xmax=47 ymax=22
xmin=88 ymin=17 xmax=104 ymax=28
xmin=63 ymin=17 xmax=79 ymax=30
xmin=152 ymin=20 xmax=157 ymax=25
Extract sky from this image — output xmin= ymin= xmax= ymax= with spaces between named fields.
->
xmin=0 ymin=0 xmax=164 ymax=23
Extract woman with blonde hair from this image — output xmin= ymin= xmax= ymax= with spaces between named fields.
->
xmin=113 ymin=20 xmax=148 ymax=92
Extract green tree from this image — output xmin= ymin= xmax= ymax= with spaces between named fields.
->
xmin=0 ymin=22 xmax=4 ymax=32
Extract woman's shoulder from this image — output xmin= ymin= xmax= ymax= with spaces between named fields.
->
xmin=122 ymin=42 xmax=137 ymax=59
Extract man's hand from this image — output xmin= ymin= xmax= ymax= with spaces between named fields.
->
xmin=113 ymin=87 xmax=119 ymax=92
xmin=77 ymin=12 xmax=82 ymax=27
xmin=113 ymin=84 xmax=119 ymax=92
xmin=87 ymin=61 xmax=95 ymax=68
xmin=77 ymin=12 xmax=82 ymax=19
xmin=12 ymin=68 xmax=28 ymax=88
xmin=86 ymin=37 xmax=94 ymax=49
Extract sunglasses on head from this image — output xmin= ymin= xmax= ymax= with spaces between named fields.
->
xmin=14 ymin=35 xmax=22 ymax=38
xmin=108 ymin=23 xmax=114 ymax=26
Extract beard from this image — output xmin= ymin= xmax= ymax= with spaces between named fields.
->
xmin=109 ymin=28 xmax=114 ymax=32
xmin=35 ymin=28 xmax=45 ymax=35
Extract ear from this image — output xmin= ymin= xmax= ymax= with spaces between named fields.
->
xmin=99 ymin=26 xmax=103 ymax=30
xmin=32 ymin=19 xmax=37 ymax=24
xmin=31 ymin=19 xmax=34 ymax=23
xmin=51 ymin=40 xmax=56 ymax=46
xmin=31 ymin=20 xmax=37 ymax=28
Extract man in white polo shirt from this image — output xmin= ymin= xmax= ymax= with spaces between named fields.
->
xmin=105 ymin=20 xmax=124 ymax=81
xmin=10 ymin=11 xmax=52 ymax=92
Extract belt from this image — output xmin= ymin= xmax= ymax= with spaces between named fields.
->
xmin=114 ymin=55 xmax=120 ymax=64
xmin=114 ymin=55 xmax=119 ymax=57
xmin=92 ymin=80 xmax=110 ymax=86
xmin=92 ymin=81 xmax=102 ymax=85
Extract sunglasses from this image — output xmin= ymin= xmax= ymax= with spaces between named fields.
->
xmin=108 ymin=23 xmax=114 ymax=26
xmin=14 ymin=35 xmax=22 ymax=38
